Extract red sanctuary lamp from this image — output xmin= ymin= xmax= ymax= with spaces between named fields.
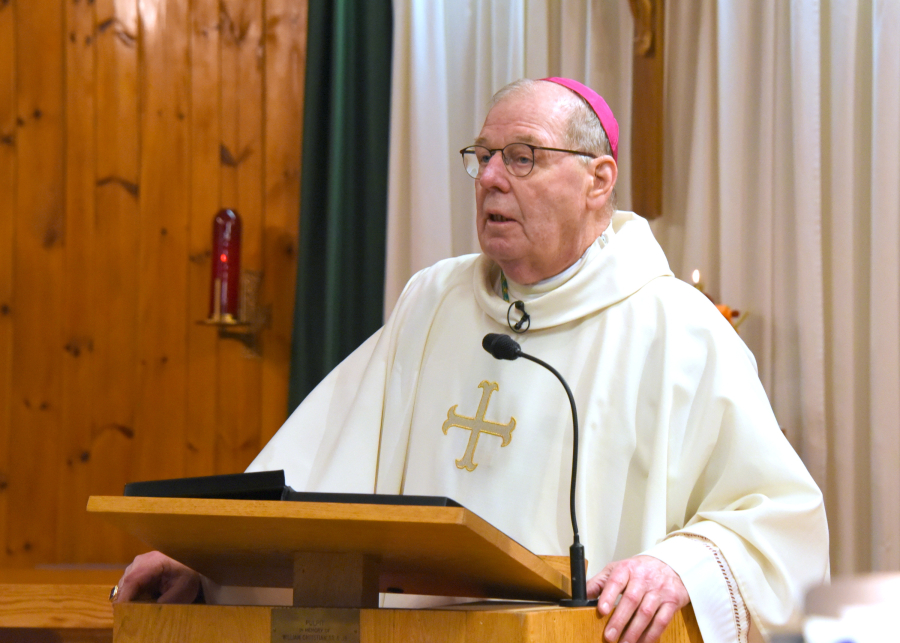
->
xmin=207 ymin=209 xmax=242 ymax=324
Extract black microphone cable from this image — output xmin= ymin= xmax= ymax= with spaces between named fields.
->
xmin=482 ymin=333 xmax=597 ymax=607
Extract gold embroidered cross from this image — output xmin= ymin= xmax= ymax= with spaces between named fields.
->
xmin=442 ymin=381 xmax=516 ymax=472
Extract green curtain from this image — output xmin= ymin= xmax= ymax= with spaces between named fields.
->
xmin=288 ymin=0 xmax=393 ymax=410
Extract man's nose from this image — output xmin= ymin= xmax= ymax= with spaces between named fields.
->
xmin=478 ymin=152 xmax=510 ymax=188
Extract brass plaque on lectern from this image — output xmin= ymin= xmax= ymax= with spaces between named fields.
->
xmin=271 ymin=608 xmax=360 ymax=643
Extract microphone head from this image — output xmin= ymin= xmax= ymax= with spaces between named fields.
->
xmin=482 ymin=333 xmax=522 ymax=360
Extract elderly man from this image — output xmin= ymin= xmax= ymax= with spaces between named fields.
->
xmin=116 ymin=78 xmax=828 ymax=643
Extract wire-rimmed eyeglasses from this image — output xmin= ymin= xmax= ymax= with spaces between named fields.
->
xmin=459 ymin=143 xmax=596 ymax=179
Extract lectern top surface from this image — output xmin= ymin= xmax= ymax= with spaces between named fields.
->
xmin=87 ymin=495 xmax=572 ymax=602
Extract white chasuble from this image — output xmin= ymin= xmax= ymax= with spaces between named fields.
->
xmin=248 ymin=211 xmax=829 ymax=643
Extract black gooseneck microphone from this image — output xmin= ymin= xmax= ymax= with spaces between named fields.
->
xmin=481 ymin=333 xmax=597 ymax=607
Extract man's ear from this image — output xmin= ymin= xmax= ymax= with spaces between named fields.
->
xmin=586 ymin=156 xmax=617 ymax=210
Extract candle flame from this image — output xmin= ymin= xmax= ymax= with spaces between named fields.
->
xmin=692 ymin=269 xmax=700 ymax=285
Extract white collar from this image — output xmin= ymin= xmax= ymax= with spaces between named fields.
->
xmin=501 ymin=223 xmax=616 ymax=302
xmin=477 ymin=211 xmax=673 ymax=331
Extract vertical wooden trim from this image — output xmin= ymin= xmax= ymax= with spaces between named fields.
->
xmin=58 ymin=0 xmax=99 ymax=562
xmin=8 ymin=0 xmax=66 ymax=565
xmin=134 ymin=0 xmax=191 ymax=483
xmin=292 ymin=552 xmax=380 ymax=608
xmin=91 ymin=0 xmax=142 ymax=562
xmin=230 ymin=0 xmax=264 ymax=470
xmin=185 ymin=0 xmax=221 ymax=478
xmin=218 ymin=0 xmax=240 ymax=466
xmin=629 ymin=0 xmax=665 ymax=219
xmin=261 ymin=0 xmax=306 ymax=441
xmin=0 ymin=0 xmax=17 ymax=565
xmin=217 ymin=0 xmax=264 ymax=474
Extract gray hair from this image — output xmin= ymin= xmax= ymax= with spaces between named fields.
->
xmin=490 ymin=79 xmax=617 ymax=212
xmin=490 ymin=79 xmax=614 ymax=159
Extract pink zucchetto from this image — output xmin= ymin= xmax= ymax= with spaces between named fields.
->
xmin=540 ymin=77 xmax=619 ymax=162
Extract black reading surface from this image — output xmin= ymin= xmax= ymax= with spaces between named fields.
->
xmin=124 ymin=470 xmax=463 ymax=507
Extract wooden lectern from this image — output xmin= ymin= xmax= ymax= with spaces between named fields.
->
xmin=88 ymin=496 xmax=702 ymax=643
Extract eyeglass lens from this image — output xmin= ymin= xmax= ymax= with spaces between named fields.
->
xmin=462 ymin=144 xmax=535 ymax=178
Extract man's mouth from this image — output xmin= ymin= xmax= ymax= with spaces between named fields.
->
xmin=488 ymin=213 xmax=513 ymax=222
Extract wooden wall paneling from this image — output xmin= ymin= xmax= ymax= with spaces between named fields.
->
xmin=7 ymin=0 xmax=66 ymax=567
xmin=628 ymin=0 xmax=665 ymax=219
xmin=90 ymin=0 xmax=143 ymax=563
xmin=231 ymin=0 xmax=265 ymax=468
xmin=0 ymin=0 xmax=16 ymax=566
xmin=57 ymin=0 xmax=98 ymax=563
xmin=185 ymin=0 xmax=222 ymax=478
xmin=217 ymin=0 xmax=264 ymax=474
xmin=0 ymin=0 xmax=306 ymax=568
xmin=133 ymin=0 xmax=191 ymax=484
xmin=219 ymin=0 xmax=241 ymax=471
xmin=261 ymin=0 xmax=306 ymax=443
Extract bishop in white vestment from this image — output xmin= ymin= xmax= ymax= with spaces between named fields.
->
xmin=115 ymin=78 xmax=829 ymax=643
xmin=248 ymin=210 xmax=828 ymax=643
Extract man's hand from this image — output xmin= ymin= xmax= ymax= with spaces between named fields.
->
xmin=114 ymin=551 xmax=202 ymax=604
xmin=587 ymin=555 xmax=690 ymax=643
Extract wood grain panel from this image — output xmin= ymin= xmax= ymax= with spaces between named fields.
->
xmin=90 ymin=0 xmax=143 ymax=563
xmin=0 ymin=570 xmax=123 ymax=585
xmin=58 ymin=0 xmax=99 ymax=564
xmin=260 ymin=0 xmax=305 ymax=443
xmin=462 ymin=604 xmax=699 ymax=643
xmin=185 ymin=0 xmax=221 ymax=479
xmin=217 ymin=0 xmax=264 ymax=474
xmin=111 ymin=603 xmax=702 ymax=643
xmin=629 ymin=0 xmax=665 ymax=219
xmin=0 ymin=583 xmax=113 ymax=629
xmin=0 ymin=0 xmax=305 ymax=568
xmin=87 ymin=496 xmax=572 ymax=601
xmin=0 ymin=0 xmax=17 ymax=567
xmin=362 ymin=609 xmax=466 ymax=643
xmin=134 ymin=0 xmax=191 ymax=484
xmin=114 ymin=605 xmax=270 ymax=643
xmin=7 ymin=0 xmax=65 ymax=566
xmin=0 ymin=569 xmax=119 ymax=639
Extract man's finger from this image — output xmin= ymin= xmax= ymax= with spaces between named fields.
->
xmin=603 ymin=580 xmax=647 ymax=642
xmin=635 ymin=601 xmax=679 ymax=643
xmin=597 ymin=564 xmax=632 ymax=617
xmin=114 ymin=557 xmax=157 ymax=603
xmin=115 ymin=551 xmax=199 ymax=603
xmin=157 ymin=572 xmax=200 ymax=604
xmin=618 ymin=592 xmax=662 ymax=643
xmin=115 ymin=570 xmax=154 ymax=603
xmin=587 ymin=564 xmax=614 ymax=599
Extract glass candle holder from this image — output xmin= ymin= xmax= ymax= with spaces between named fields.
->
xmin=208 ymin=209 xmax=242 ymax=323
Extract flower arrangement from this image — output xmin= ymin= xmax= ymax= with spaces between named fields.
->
xmin=691 ymin=270 xmax=748 ymax=332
